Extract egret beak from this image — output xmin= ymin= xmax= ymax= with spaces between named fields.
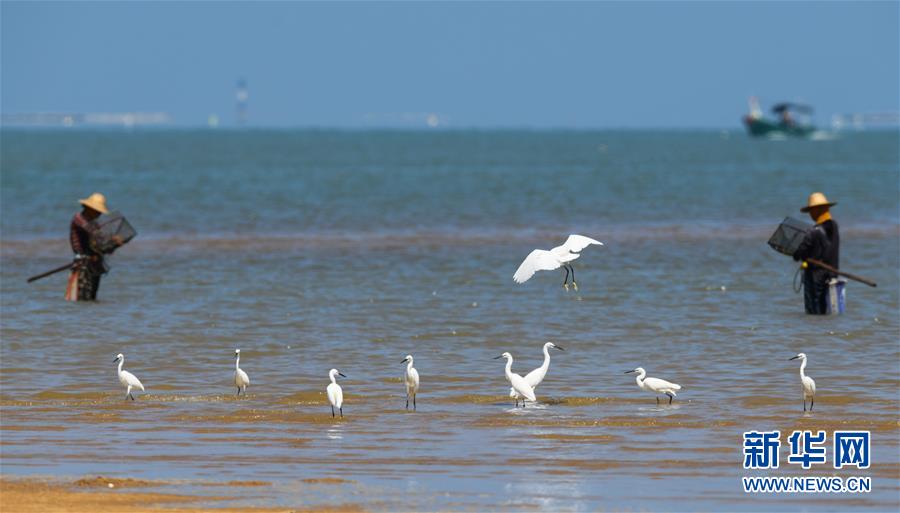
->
xmin=113 ymin=357 xmax=119 ymax=362
xmin=401 ymin=358 xmax=408 ymax=363
xmin=338 ymin=372 xmax=347 ymax=378
xmin=624 ymin=370 xmax=636 ymax=374
xmin=554 ymin=345 xmax=565 ymax=351
xmin=789 ymin=356 xmax=800 ymax=361
xmin=493 ymin=355 xmax=503 ymax=360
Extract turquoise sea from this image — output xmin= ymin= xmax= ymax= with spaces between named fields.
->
xmin=1 ymin=129 xmax=898 ymax=512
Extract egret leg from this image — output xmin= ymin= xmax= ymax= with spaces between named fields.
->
xmin=236 ymin=387 xmax=241 ymax=396
xmin=562 ymin=267 xmax=570 ymax=290
xmin=406 ymin=393 xmax=409 ymax=410
xmin=331 ymin=405 xmax=335 ymax=418
xmin=656 ymin=396 xmax=660 ymax=405
xmin=570 ymin=266 xmax=578 ymax=291
xmin=129 ymin=393 xmax=135 ymax=401
xmin=803 ymin=399 xmax=806 ymax=412
xmin=126 ymin=385 xmax=132 ymax=401
xmin=413 ymin=394 xmax=416 ymax=410
xmin=339 ymin=407 xmax=343 ymax=418
xmin=810 ymin=397 xmax=814 ymax=411
xmin=667 ymin=393 xmax=674 ymax=405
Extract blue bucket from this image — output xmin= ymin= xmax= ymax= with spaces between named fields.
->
xmin=827 ymin=278 xmax=847 ymax=315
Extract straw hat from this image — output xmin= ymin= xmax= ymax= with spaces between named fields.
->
xmin=800 ymin=192 xmax=836 ymax=212
xmin=78 ymin=193 xmax=109 ymax=214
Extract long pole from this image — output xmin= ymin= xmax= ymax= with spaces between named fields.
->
xmin=26 ymin=262 xmax=74 ymax=283
xmin=806 ymin=258 xmax=877 ymax=288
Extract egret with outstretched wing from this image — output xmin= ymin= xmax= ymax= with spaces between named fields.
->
xmin=513 ymin=234 xmax=603 ymax=290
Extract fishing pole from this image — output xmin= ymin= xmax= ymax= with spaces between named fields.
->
xmin=804 ymin=258 xmax=877 ymax=288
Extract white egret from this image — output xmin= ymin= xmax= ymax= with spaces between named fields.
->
xmin=494 ymin=352 xmax=536 ymax=407
xmin=401 ymin=354 xmax=419 ymax=410
xmin=326 ymin=368 xmax=346 ymax=418
xmin=513 ymin=234 xmax=603 ymax=290
xmin=510 ymin=342 xmax=565 ymax=407
xmin=789 ymin=353 xmax=816 ymax=412
xmin=113 ymin=353 xmax=144 ymax=401
xmin=234 ymin=349 xmax=250 ymax=396
xmin=625 ymin=367 xmax=681 ymax=405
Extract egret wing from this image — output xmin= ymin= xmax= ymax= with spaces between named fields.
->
xmin=122 ymin=370 xmax=144 ymax=391
xmin=509 ymin=374 xmax=536 ymax=402
xmin=513 ymin=250 xmax=561 ymax=284
xmin=643 ymin=377 xmax=680 ymax=392
xmin=327 ymin=383 xmax=343 ymax=408
xmin=407 ymin=368 xmax=420 ymax=392
xmin=560 ymin=234 xmax=603 ymax=253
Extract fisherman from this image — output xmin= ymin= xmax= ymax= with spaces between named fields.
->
xmin=792 ymin=192 xmax=840 ymax=315
xmin=66 ymin=193 xmax=122 ymax=301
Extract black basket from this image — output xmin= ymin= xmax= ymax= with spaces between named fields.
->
xmin=93 ymin=211 xmax=137 ymax=254
xmin=768 ymin=217 xmax=812 ymax=256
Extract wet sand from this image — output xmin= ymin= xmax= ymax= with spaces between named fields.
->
xmin=0 ymin=477 xmax=365 ymax=513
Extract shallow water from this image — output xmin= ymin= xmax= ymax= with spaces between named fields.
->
xmin=1 ymin=130 xmax=898 ymax=511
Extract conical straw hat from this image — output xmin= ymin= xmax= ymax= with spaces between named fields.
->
xmin=78 ymin=193 xmax=109 ymax=214
xmin=800 ymin=192 xmax=836 ymax=212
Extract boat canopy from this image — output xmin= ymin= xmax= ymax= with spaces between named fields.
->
xmin=772 ymin=103 xmax=814 ymax=114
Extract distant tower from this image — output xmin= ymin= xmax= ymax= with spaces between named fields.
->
xmin=235 ymin=78 xmax=249 ymax=126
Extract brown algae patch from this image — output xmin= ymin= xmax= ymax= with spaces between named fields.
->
xmin=470 ymin=414 xmax=736 ymax=429
xmin=301 ymin=478 xmax=355 ymax=484
xmin=0 ymin=478 xmax=300 ymax=513
xmin=739 ymin=393 xmax=892 ymax=408
xmin=1 ymin=424 xmax=66 ymax=432
xmin=73 ymin=476 xmax=159 ymax=488
xmin=533 ymin=433 xmax=620 ymax=443
xmin=199 ymin=480 xmax=272 ymax=487
xmin=165 ymin=409 xmax=374 ymax=425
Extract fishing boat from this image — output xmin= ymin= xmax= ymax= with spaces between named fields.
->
xmin=743 ymin=97 xmax=816 ymax=138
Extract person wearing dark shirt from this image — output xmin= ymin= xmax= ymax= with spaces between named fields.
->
xmin=66 ymin=193 xmax=119 ymax=301
xmin=792 ymin=192 xmax=840 ymax=315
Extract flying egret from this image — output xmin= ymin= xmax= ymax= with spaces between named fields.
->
xmin=326 ymin=368 xmax=346 ymax=418
xmin=789 ymin=353 xmax=816 ymax=412
xmin=401 ymin=354 xmax=419 ymax=410
xmin=510 ymin=342 xmax=565 ymax=407
xmin=494 ymin=352 xmax=536 ymax=407
xmin=113 ymin=353 xmax=144 ymax=401
xmin=513 ymin=234 xmax=603 ymax=291
xmin=234 ymin=349 xmax=250 ymax=396
xmin=625 ymin=367 xmax=681 ymax=405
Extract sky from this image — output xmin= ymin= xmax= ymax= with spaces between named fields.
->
xmin=2 ymin=1 xmax=898 ymax=128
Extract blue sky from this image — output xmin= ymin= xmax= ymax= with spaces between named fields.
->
xmin=2 ymin=1 xmax=898 ymax=128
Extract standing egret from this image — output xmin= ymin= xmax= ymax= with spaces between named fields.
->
xmin=113 ymin=353 xmax=144 ymax=401
xmin=494 ymin=352 xmax=536 ymax=407
xmin=401 ymin=355 xmax=419 ymax=410
xmin=510 ymin=342 xmax=565 ymax=407
xmin=789 ymin=353 xmax=816 ymax=411
xmin=234 ymin=349 xmax=250 ymax=396
xmin=625 ymin=367 xmax=681 ymax=405
xmin=513 ymin=234 xmax=603 ymax=291
xmin=326 ymin=368 xmax=346 ymax=418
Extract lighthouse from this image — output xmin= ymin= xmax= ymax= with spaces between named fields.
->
xmin=236 ymin=78 xmax=249 ymax=126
